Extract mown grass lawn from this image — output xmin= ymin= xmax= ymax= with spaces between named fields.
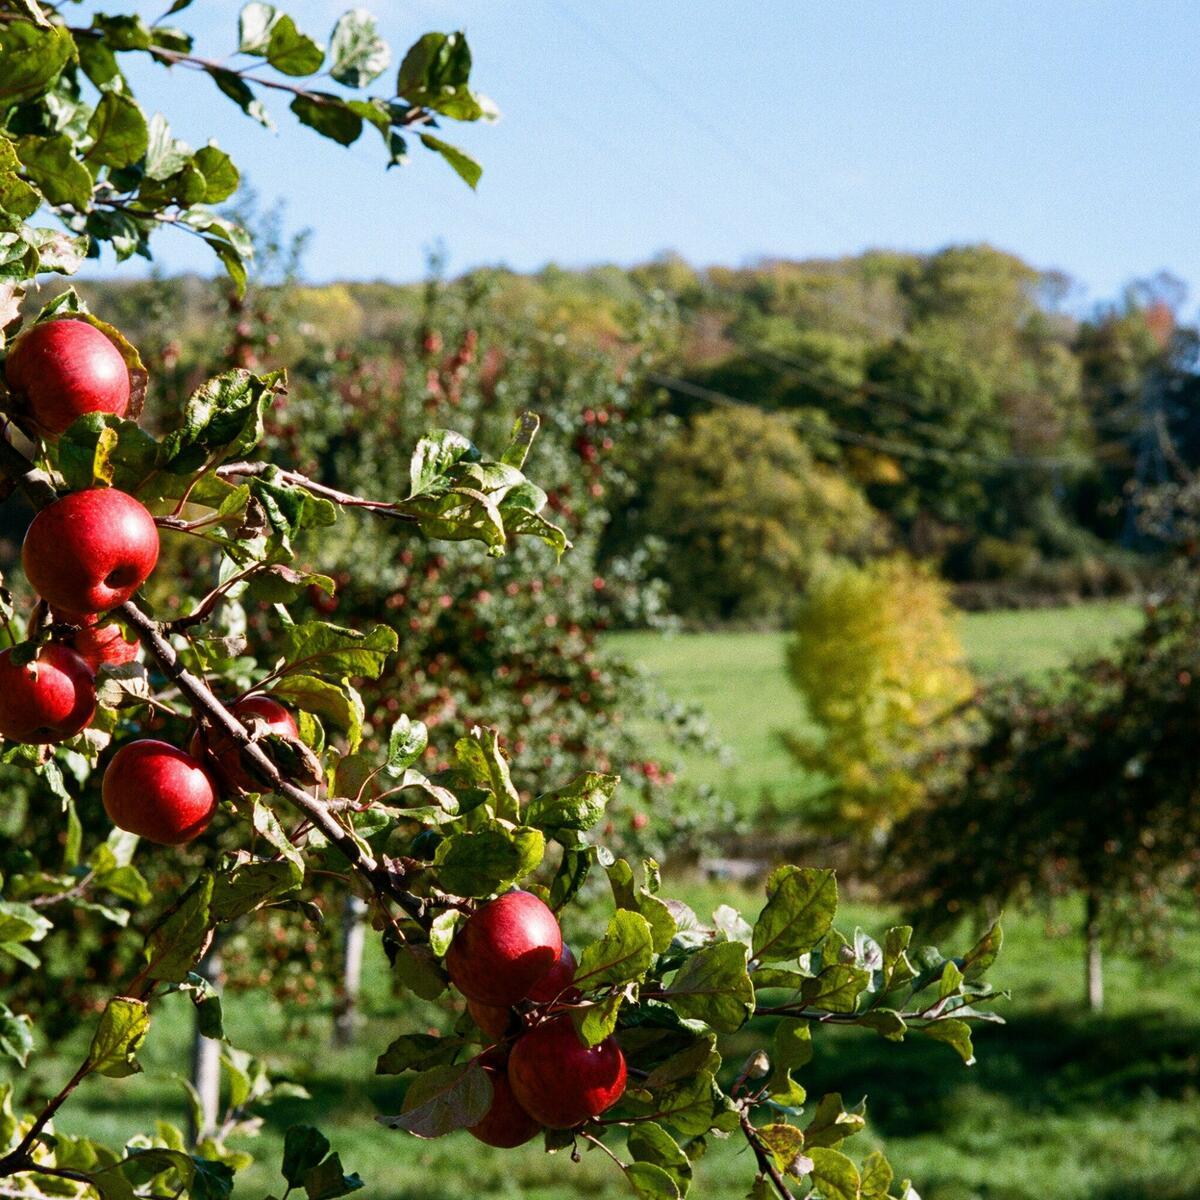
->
xmin=606 ymin=601 xmax=1142 ymax=818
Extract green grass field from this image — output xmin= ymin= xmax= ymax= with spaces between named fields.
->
xmin=31 ymin=887 xmax=1200 ymax=1200
xmin=606 ymin=602 xmax=1143 ymax=817
xmin=14 ymin=602 xmax=1195 ymax=1200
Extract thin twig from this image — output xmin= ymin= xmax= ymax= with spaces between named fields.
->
xmin=739 ymin=1111 xmax=798 ymax=1200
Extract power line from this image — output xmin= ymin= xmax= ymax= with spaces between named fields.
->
xmin=642 ymin=370 xmax=1085 ymax=472
xmin=545 ymin=0 xmax=864 ymax=250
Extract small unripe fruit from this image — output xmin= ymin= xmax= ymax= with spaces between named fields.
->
xmin=0 ymin=643 xmax=95 ymax=743
xmin=102 ymin=740 xmax=217 ymax=845
xmin=526 ymin=944 xmax=580 ymax=1005
xmin=23 ymin=489 xmax=159 ymax=614
xmin=189 ymin=694 xmax=298 ymax=794
xmin=445 ymin=891 xmax=563 ymax=1007
xmin=5 ymin=318 xmax=131 ymax=436
xmin=468 ymin=999 xmax=516 ymax=1041
xmin=507 ymin=1017 xmax=627 ymax=1128
xmin=468 ymin=1052 xmax=541 ymax=1148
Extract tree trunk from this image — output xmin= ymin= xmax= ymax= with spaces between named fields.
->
xmin=189 ymin=943 xmax=224 ymax=1141
xmin=333 ymin=894 xmax=368 ymax=1047
xmin=1084 ymin=889 xmax=1104 ymax=1013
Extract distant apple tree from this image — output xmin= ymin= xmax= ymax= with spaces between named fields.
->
xmin=0 ymin=5 xmax=1003 ymax=1199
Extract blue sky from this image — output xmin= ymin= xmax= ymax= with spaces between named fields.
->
xmin=80 ymin=0 xmax=1200 ymax=308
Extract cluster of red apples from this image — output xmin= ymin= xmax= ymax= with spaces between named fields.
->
xmin=445 ymin=890 xmax=626 ymax=1145
xmin=0 ymin=317 xmax=300 ymax=844
xmin=3 ymin=319 xmax=626 ymax=1141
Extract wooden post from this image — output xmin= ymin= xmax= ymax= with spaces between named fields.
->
xmin=1084 ymin=889 xmax=1104 ymax=1013
xmin=189 ymin=942 xmax=223 ymax=1141
xmin=333 ymin=894 xmax=368 ymax=1046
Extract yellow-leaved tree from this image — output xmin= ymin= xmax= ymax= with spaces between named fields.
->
xmin=784 ymin=555 xmax=974 ymax=838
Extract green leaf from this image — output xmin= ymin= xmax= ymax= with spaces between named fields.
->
xmin=273 ymin=675 xmax=364 ymax=751
xmin=419 ymin=134 xmax=482 ymax=189
xmin=290 ymin=95 xmax=362 ymax=146
xmin=627 ymin=1121 xmax=692 ymax=1197
xmin=193 ymin=144 xmax=240 ymax=203
xmin=0 ymin=1004 xmax=33 ymax=1067
xmin=92 ymin=13 xmax=152 ymax=51
xmin=807 ymin=1147 xmax=861 ymax=1200
xmin=143 ymin=873 xmax=213 ymax=983
xmin=329 ymin=9 xmax=390 ymax=87
xmin=377 ymin=1062 xmax=491 ymax=1138
xmin=391 ymin=943 xmax=446 ymax=1000
xmin=85 ymin=92 xmax=149 ymax=169
xmin=751 ymin=867 xmax=837 ymax=963
xmin=0 ymin=137 xmax=39 ymax=220
xmin=408 ymin=429 xmax=479 ymax=496
xmin=962 ymin=919 xmax=1003 ymax=981
xmin=211 ymin=858 xmax=303 ymax=922
xmin=860 ymin=1151 xmax=893 ymax=1200
xmin=624 ymin=1071 xmax=720 ymax=1139
xmin=575 ymin=909 xmax=654 ymax=990
xmin=87 ymin=996 xmax=149 ymax=1078
xmin=624 ymin=1162 xmax=680 ymax=1200
xmin=143 ymin=113 xmax=191 ymax=181
xmin=663 ymin=941 xmax=753 ymax=1033
xmin=607 ymin=860 xmax=676 ymax=953
xmin=208 ymin=68 xmax=275 ymax=130
xmin=58 ymin=414 xmax=160 ymax=492
xmin=921 ymin=1017 xmax=976 ymax=1065
xmin=548 ymin=846 xmax=592 ymax=910
xmin=0 ymin=21 xmax=73 ymax=110
xmin=15 ymin=135 xmax=93 ymax=209
xmin=239 ymin=2 xmax=280 ymax=53
xmin=375 ymin=1033 xmax=462 ymax=1076
xmin=527 ymin=772 xmax=618 ymax=839
xmin=267 ymin=15 xmax=324 ymax=76
xmin=803 ymin=1094 xmax=866 ymax=1150
xmin=385 ymin=715 xmax=428 ymax=776
xmin=800 ymin=964 xmax=870 ymax=1014
xmin=454 ymin=725 xmax=519 ymax=819
xmin=277 ymin=621 xmax=398 ymax=682
xmin=397 ymin=31 xmax=492 ymax=121
xmin=282 ymin=1126 xmax=329 ymax=1189
xmin=77 ymin=37 xmax=122 ymax=89
xmin=160 ymin=368 xmax=283 ymax=472
xmin=573 ymin=990 xmax=624 ymax=1047
xmin=880 ymin=926 xmax=916 ymax=991
xmin=0 ymin=900 xmax=52 ymax=944
xmin=765 ymin=1019 xmax=812 ymax=1104
xmin=432 ymin=823 xmax=544 ymax=896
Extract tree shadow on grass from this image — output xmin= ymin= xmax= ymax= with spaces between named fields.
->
xmin=790 ymin=1006 xmax=1200 ymax=1137
xmin=254 ymin=1004 xmax=1200 ymax=1144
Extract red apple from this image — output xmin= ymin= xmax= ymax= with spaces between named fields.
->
xmin=445 ymin=891 xmax=563 ymax=1006
xmin=526 ymin=944 xmax=580 ymax=1005
xmin=190 ymin=695 xmax=299 ymax=793
xmin=5 ymin=318 xmax=131 ymax=436
xmin=0 ymin=643 xmax=95 ymax=743
xmin=468 ymin=1052 xmax=541 ymax=1148
xmin=507 ymin=1017 xmax=627 ymax=1129
xmin=468 ymin=999 xmax=516 ymax=1041
xmin=54 ymin=611 xmax=140 ymax=673
xmin=23 ymin=489 xmax=159 ymax=614
xmin=102 ymin=739 xmax=217 ymax=845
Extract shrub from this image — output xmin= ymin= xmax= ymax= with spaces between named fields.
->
xmin=783 ymin=556 xmax=973 ymax=837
